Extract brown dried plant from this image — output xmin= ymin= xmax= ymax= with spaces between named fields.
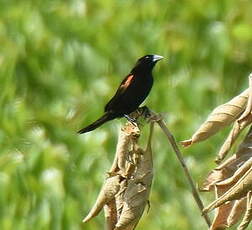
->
xmin=83 ymin=120 xmax=154 ymax=230
xmin=202 ymin=127 xmax=252 ymax=229
xmin=182 ymin=74 xmax=252 ymax=163
xmin=83 ymin=107 xmax=212 ymax=229
xmin=184 ymin=74 xmax=252 ymax=230
xmin=181 ymin=87 xmax=250 ymax=149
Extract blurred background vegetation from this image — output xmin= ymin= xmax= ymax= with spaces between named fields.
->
xmin=1 ymin=0 xmax=252 ymax=229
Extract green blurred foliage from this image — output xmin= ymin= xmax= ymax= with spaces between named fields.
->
xmin=1 ymin=0 xmax=252 ymax=229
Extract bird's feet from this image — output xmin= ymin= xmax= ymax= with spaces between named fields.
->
xmin=124 ymin=115 xmax=137 ymax=126
xmin=139 ymin=106 xmax=163 ymax=123
xmin=138 ymin=106 xmax=151 ymax=118
xmin=124 ymin=106 xmax=160 ymax=127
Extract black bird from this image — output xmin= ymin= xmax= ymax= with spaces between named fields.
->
xmin=78 ymin=54 xmax=163 ymax=134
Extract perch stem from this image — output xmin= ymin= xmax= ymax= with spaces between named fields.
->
xmin=157 ymin=119 xmax=211 ymax=227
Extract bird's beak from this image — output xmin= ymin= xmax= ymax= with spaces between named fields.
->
xmin=153 ymin=55 xmax=164 ymax=62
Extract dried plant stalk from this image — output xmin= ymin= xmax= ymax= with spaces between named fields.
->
xmin=154 ymin=115 xmax=211 ymax=227
xmin=181 ymin=88 xmax=249 ymax=147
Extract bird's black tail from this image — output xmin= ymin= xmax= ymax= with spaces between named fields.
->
xmin=78 ymin=112 xmax=116 ymax=134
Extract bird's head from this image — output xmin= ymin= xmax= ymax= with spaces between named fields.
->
xmin=134 ymin=54 xmax=164 ymax=72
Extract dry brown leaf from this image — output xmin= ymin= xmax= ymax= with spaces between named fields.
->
xmin=216 ymin=121 xmax=251 ymax=164
xmin=197 ymin=76 xmax=252 ymax=229
xmin=200 ymin=155 xmax=250 ymax=192
xmin=115 ymin=179 xmax=149 ymax=230
xmin=216 ymin=77 xmax=252 ymax=162
xmin=216 ymin=158 xmax=252 ymax=188
xmin=227 ymin=197 xmax=247 ymax=227
xmin=201 ymin=125 xmax=252 ymax=229
xmin=110 ymin=123 xmax=140 ymax=175
xmin=201 ymin=127 xmax=252 ymax=192
xmin=216 ymin=115 xmax=252 ymax=164
xmin=237 ymin=191 xmax=252 ymax=230
xmin=238 ymin=74 xmax=252 ymax=123
xmin=203 ymin=167 xmax=252 ymax=214
xmin=200 ymin=168 xmax=232 ymax=192
xmin=209 ymin=186 xmax=234 ymax=230
xmin=83 ymin=175 xmax=123 ymax=223
xmin=181 ymin=88 xmax=249 ymax=147
xmin=236 ymin=128 xmax=252 ymax=158
xmin=104 ymin=199 xmax=118 ymax=230
xmin=115 ymin=124 xmax=154 ymax=230
xmin=84 ymin=120 xmax=154 ymax=230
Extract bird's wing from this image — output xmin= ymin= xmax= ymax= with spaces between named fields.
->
xmin=120 ymin=74 xmax=134 ymax=90
xmin=105 ymin=74 xmax=134 ymax=112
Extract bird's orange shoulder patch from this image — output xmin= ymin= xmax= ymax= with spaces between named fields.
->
xmin=122 ymin=75 xmax=134 ymax=89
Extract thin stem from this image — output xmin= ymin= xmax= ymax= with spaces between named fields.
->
xmin=156 ymin=119 xmax=211 ymax=227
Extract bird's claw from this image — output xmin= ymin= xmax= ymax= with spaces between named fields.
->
xmin=139 ymin=106 xmax=163 ymax=123
xmin=124 ymin=115 xmax=137 ymax=126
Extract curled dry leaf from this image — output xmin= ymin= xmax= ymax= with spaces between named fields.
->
xmin=216 ymin=158 xmax=252 ymax=188
xmin=216 ymin=121 xmax=250 ymax=164
xmin=110 ymin=123 xmax=140 ymax=175
xmin=115 ymin=178 xmax=151 ymax=230
xmin=237 ymin=74 xmax=252 ymax=123
xmin=201 ymin=124 xmax=252 ymax=230
xmin=209 ymin=186 xmax=234 ymax=230
xmin=196 ymin=75 xmax=252 ymax=229
xmin=201 ymin=127 xmax=252 ymax=192
xmin=227 ymin=197 xmax=247 ymax=227
xmin=237 ymin=191 xmax=252 ymax=230
xmin=181 ymin=88 xmax=249 ymax=147
xmin=200 ymin=166 xmax=235 ymax=193
xmin=104 ymin=199 xmax=118 ymax=230
xmin=216 ymin=112 xmax=252 ymax=164
xmin=83 ymin=175 xmax=122 ymax=223
xmin=200 ymin=154 xmax=252 ymax=192
xmin=216 ymin=76 xmax=252 ymax=162
xmin=203 ymin=167 xmax=252 ymax=214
